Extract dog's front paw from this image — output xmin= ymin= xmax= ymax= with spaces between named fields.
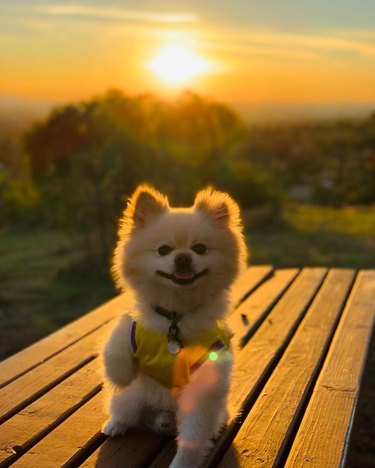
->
xmin=102 ymin=418 xmax=129 ymax=437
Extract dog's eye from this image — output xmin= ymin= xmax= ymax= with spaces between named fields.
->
xmin=192 ymin=243 xmax=207 ymax=255
xmin=158 ymin=245 xmax=173 ymax=256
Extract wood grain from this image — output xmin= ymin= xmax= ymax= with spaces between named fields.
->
xmin=0 ymin=321 xmax=112 ymax=424
xmin=226 ymin=268 xmax=328 ymax=425
xmin=231 ymin=266 xmax=273 ymax=307
xmin=0 ymin=294 xmax=128 ymax=389
xmin=0 ymin=360 xmax=101 ymax=465
xmin=227 ymin=268 xmax=299 ymax=347
xmin=285 ymin=270 xmax=375 ymax=468
xmin=11 ymin=392 xmax=106 ymax=467
xmin=10 ymin=390 xmax=168 ymax=468
xmin=217 ymin=269 xmax=355 ymax=467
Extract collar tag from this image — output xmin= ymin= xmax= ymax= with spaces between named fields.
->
xmin=167 ymin=340 xmax=182 ymax=355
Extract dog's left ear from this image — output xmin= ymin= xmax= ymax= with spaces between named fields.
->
xmin=194 ymin=188 xmax=242 ymax=228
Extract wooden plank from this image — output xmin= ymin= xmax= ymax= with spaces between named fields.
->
xmin=231 ymin=266 xmax=274 ymax=307
xmin=227 ymin=268 xmax=299 ymax=347
xmin=10 ymin=392 xmax=106 ymax=468
xmin=0 ymin=294 xmax=129 ymax=389
xmin=151 ymin=268 xmax=327 ymax=467
xmin=0 ymin=322 xmax=112 ymax=424
xmin=285 ymin=270 xmax=375 ymax=468
xmin=0 ymin=360 xmax=102 ymax=465
xmin=217 ymin=269 xmax=355 ymax=467
xmin=10 ymin=391 xmax=168 ymax=468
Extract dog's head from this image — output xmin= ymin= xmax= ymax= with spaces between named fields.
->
xmin=113 ymin=185 xmax=247 ymax=305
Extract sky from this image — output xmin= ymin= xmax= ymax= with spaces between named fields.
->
xmin=1 ymin=0 xmax=375 ymax=106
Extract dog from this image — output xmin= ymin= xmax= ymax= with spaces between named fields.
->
xmin=102 ymin=185 xmax=247 ymax=467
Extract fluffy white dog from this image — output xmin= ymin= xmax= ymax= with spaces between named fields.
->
xmin=102 ymin=185 xmax=247 ymax=467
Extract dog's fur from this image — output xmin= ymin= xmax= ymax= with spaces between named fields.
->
xmin=102 ymin=185 xmax=247 ymax=467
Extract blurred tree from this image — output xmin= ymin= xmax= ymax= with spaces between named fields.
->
xmin=23 ymin=90 xmax=255 ymax=263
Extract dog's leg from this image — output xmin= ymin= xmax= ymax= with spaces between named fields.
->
xmin=102 ymin=380 xmax=145 ymax=437
xmin=103 ymin=315 xmax=137 ymax=388
xmin=170 ymin=357 xmax=232 ymax=468
xmin=211 ymin=407 xmax=229 ymax=440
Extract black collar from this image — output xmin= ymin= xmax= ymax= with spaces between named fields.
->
xmin=154 ymin=306 xmax=181 ymax=323
xmin=154 ymin=306 xmax=183 ymax=346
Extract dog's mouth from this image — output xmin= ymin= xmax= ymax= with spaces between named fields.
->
xmin=156 ymin=269 xmax=208 ymax=285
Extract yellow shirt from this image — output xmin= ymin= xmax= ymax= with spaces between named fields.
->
xmin=129 ymin=320 xmax=231 ymax=389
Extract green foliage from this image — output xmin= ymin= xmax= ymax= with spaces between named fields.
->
xmin=246 ymin=116 xmax=375 ymax=206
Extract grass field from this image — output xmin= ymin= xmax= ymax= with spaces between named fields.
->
xmin=0 ymin=229 xmax=115 ymax=359
xmin=247 ymin=203 xmax=375 ymax=268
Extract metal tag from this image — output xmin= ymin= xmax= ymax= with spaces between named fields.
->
xmin=167 ymin=340 xmax=181 ymax=355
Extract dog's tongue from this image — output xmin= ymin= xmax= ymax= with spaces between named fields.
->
xmin=174 ymin=272 xmax=195 ymax=280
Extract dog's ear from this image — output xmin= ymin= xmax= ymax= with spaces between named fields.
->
xmin=194 ymin=187 xmax=242 ymax=228
xmin=125 ymin=185 xmax=169 ymax=229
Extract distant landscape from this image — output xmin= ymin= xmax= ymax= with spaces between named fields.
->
xmin=2 ymin=93 xmax=375 ymax=127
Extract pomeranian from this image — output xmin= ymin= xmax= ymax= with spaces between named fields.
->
xmin=102 ymin=185 xmax=247 ymax=467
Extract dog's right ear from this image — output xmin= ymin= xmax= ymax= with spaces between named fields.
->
xmin=124 ymin=185 xmax=169 ymax=229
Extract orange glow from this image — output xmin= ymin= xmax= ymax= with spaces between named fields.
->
xmin=146 ymin=45 xmax=210 ymax=85
xmin=0 ymin=10 xmax=374 ymax=105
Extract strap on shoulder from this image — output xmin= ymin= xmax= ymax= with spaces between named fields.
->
xmin=129 ymin=319 xmax=138 ymax=352
xmin=190 ymin=339 xmax=226 ymax=374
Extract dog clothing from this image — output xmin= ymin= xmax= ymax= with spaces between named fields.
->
xmin=129 ymin=320 xmax=231 ymax=389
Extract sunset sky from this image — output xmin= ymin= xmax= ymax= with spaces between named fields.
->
xmin=1 ymin=0 xmax=375 ymax=106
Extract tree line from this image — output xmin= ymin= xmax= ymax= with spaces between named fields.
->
xmin=0 ymin=90 xmax=374 ymax=264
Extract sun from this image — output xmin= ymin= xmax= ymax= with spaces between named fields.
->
xmin=146 ymin=45 xmax=209 ymax=85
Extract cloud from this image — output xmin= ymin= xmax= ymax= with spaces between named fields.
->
xmin=33 ymin=4 xmax=198 ymax=24
xmin=201 ymin=39 xmax=318 ymax=61
xmin=255 ymin=30 xmax=375 ymax=57
xmin=200 ymin=28 xmax=375 ymax=61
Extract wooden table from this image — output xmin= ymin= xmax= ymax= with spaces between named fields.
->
xmin=0 ymin=266 xmax=374 ymax=467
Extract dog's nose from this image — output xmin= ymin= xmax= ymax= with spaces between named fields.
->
xmin=175 ymin=253 xmax=192 ymax=270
